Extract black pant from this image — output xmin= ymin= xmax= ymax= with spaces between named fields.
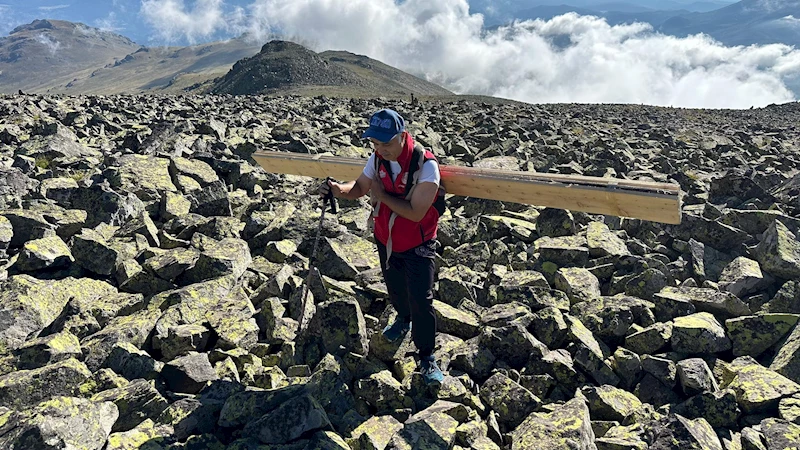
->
xmin=377 ymin=240 xmax=437 ymax=358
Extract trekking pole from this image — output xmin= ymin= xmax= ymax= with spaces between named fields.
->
xmin=298 ymin=177 xmax=337 ymax=333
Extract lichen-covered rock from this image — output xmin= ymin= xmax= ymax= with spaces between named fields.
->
xmin=657 ymin=286 xmax=750 ymax=320
xmin=347 ymin=414 xmax=404 ymax=450
xmin=0 ymin=275 xmax=118 ymax=351
xmin=571 ymin=295 xmax=655 ymax=343
xmin=311 ymin=298 xmax=369 ymax=356
xmin=581 ymin=385 xmax=642 ymax=422
xmin=142 ymin=247 xmax=200 ymax=282
xmin=71 ymin=228 xmax=136 ymax=276
xmin=595 ymin=423 xmax=647 ymax=450
xmin=170 ymin=156 xmax=219 ymax=186
xmin=719 ymin=257 xmax=766 ymax=298
xmin=761 ymin=418 xmax=800 ymax=449
xmin=161 ymin=352 xmax=218 ymax=394
xmin=10 ymin=234 xmax=74 ymax=271
xmin=434 ymin=300 xmax=481 ymax=340
xmin=756 ymin=219 xmax=800 ymax=280
xmin=104 ymin=342 xmax=163 ymax=381
xmin=114 ymin=211 xmax=160 ymax=247
xmin=625 ymin=322 xmax=673 ymax=355
xmin=670 ymin=312 xmax=732 ymax=355
xmin=587 ymin=221 xmax=630 ymax=257
xmin=92 ymin=379 xmax=169 ymax=432
xmin=0 ymin=358 xmax=91 ymax=409
xmin=779 ymin=393 xmax=800 ymax=423
xmin=14 ymin=330 xmax=82 ymax=370
xmin=104 ymin=418 xmax=174 ymax=450
xmin=673 ymin=389 xmax=740 ymax=429
xmin=727 ymin=356 xmax=800 ymax=414
xmin=554 ymin=267 xmax=601 ymax=304
xmin=353 ymin=370 xmax=412 ymax=413
xmin=153 ymin=276 xmax=257 ymax=352
xmin=81 ymin=305 xmax=162 ymax=371
xmin=763 ymin=280 xmax=800 ymax=314
xmin=107 ymin=154 xmax=178 ymax=203
xmin=0 ymin=216 xmax=12 ymax=253
xmin=317 ymin=234 xmax=380 ymax=281
xmin=155 ymin=397 xmax=220 ymax=441
xmin=179 ymin=237 xmax=251 ymax=284
xmin=243 ymin=394 xmax=331 ymax=444
xmin=450 ymin=337 xmax=496 ymax=381
xmin=646 ymin=414 xmax=723 ymax=450
xmin=217 ymin=384 xmax=306 ymax=428
xmin=726 ymin=314 xmax=799 ymax=358
xmin=480 ymin=372 xmax=541 ymax=430
xmin=1 ymin=210 xmax=57 ymax=248
xmin=677 ymin=357 xmax=718 ymax=396
xmin=768 ymin=320 xmax=800 ymax=385
xmin=530 ymin=306 xmax=569 ymax=349
xmin=387 ymin=409 xmax=460 ymax=450
xmin=0 ymin=396 xmax=118 ymax=450
xmin=155 ymin=323 xmax=211 ymax=361
xmin=481 ymin=323 xmax=548 ymax=369
xmin=263 ymin=239 xmax=298 ymax=263
xmin=536 ymin=208 xmax=575 ymax=238
xmin=508 ymin=396 xmax=595 ymax=450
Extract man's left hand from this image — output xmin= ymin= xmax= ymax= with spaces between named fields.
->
xmin=371 ymin=172 xmax=386 ymax=202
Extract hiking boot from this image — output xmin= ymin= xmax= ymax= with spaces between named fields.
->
xmin=382 ymin=317 xmax=411 ymax=342
xmin=419 ymin=356 xmax=444 ymax=385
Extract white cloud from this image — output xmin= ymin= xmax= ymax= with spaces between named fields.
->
xmin=139 ymin=0 xmax=800 ymax=108
xmin=140 ymin=0 xmax=229 ymax=44
xmin=38 ymin=4 xmax=70 ymax=11
xmin=36 ymin=33 xmax=61 ymax=55
xmin=95 ymin=12 xmax=123 ymax=33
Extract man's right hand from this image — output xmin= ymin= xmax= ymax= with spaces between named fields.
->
xmin=318 ymin=179 xmax=341 ymax=199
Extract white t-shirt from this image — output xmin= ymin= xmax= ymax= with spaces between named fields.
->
xmin=362 ymin=153 xmax=440 ymax=186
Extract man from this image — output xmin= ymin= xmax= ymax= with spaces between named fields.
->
xmin=318 ymin=108 xmax=444 ymax=384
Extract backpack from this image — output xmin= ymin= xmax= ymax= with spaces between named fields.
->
xmin=375 ymin=143 xmax=447 ymax=216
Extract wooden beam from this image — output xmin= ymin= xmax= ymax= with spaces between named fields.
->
xmin=252 ymin=150 xmax=682 ymax=224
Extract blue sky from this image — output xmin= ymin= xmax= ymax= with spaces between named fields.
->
xmin=1 ymin=0 xmax=799 ymax=108
xmin=0 ymin=0 xmax=246 ymax=44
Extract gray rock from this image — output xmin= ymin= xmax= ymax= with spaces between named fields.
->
xmin=673 ymin=389 xmax=740 ymax=428
xmin=670 ymin=312 xmax=732 ymax=355
xmin=581 ymin=385 xmax=643 ymax=422
xmin=104 ymin=342 xmax=162 ymax=381
xmin=91 ymin=379 xmax=169 ymax=432
xmin=587 ymin=221 xmax=629 ymax=257
xmin=481 ymin=323 xmax=548 ymax=369
xmin=312 ymin=298 xmax=369 ymax=356
xmin=433 ymin=300 xmax=481 ymax=340
xmin=14 ymin=330 xmax=82 ymax=370
xmin=726 ymin=314 xmax=799 ymax=358
xmin=677 ymin=357 xmax=718 ymax=396
xmin=719 ymin=257 xmax=766 ymax=297
xmin=536 ymin=208 xmax=575 ymax=237
xmin=756 ymin=219 xmax=800 ymax=280
xmin=554 ymin=267 xmax=601 ymax=304
xmin=0 ymin=396 xmax=118 ymax=450
xmin=156 ymin=323 xmax=212 ymax=361
xmin=0 ymin=358 xmax=91 ymax=409
xmin=646 ymin=414 xmax=723 ymax=450
xmin=244 ymin=394 xmax=331 ymax=445
xmin=179 ymin=237 xmax=251 ymax=284
xmin=11 ymin=235 xmax=74 ymax=271
xmin=508 ymin=396 xmax=595 ymax=450
xmin=387 ymin=408 xmax=460 ymax=449
xmin=161 ymin=352 xmax=219 ymax=394
xmin=480 ymin=372 xmax=541 ymax=430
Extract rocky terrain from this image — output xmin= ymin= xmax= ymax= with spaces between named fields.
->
xmin=0 ymin=93 xmax=799 ymax=449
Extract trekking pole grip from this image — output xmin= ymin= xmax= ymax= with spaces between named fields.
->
xmin=325 ymin=177 xmax=338 ymax=214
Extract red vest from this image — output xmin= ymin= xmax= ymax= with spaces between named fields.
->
xmin=373 ymin=141 xmax=441 ymax=253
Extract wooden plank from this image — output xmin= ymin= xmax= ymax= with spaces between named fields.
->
xmin=252 ymin=150 xmax=682 ymax=224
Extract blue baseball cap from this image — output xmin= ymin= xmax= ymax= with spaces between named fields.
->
xmin=362 ymin=109 xmax=405 ymax=143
